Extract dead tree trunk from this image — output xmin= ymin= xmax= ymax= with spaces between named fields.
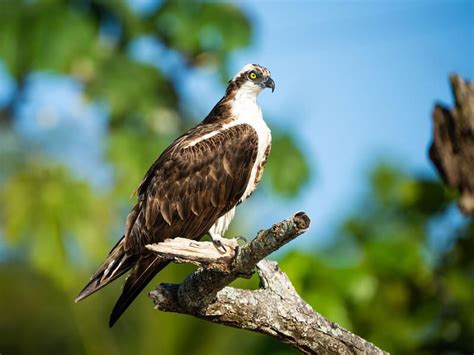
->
xmin=430 ymin=74 xmax=474 ymax=215
xmin=147 ymin=212 xmax=387 ymax=354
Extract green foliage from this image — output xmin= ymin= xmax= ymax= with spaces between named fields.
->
xmin=0 ymin=0 xmax=98 ymax=76
xmin=372 ymin=164 xmax=452 ymax=215
xmin=0 ymin=263 xmax=84 ymax=355
xmin=0 ymin=1 xmax=470 ymax=354
xmin=0 ymin=161 xmax=113 ymax=287
xmin=154 ymin=2 xmax=251 ymax=56
xmin=89 ymin=55 xmax=177 ymax=120
xmin=0 ymin=1 xmax=309 ymax=354
xmin=278 ymin=165 xmax=473 ymax=354
xmin=265 ymin=133 xmax=310 ymax=197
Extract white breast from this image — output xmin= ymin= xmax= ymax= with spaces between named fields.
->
xmin=230 ymin=90 xmax=272 ymax=201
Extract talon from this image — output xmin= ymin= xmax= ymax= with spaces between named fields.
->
xmin=213 ymin=239 xmax=227 ymax=253
xmin=231 ymin=245 xmax=240 ymax=269
xmin=235 ymin=244 xmax=242 ymax=259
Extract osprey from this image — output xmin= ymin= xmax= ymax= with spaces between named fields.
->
xmin=75 ymin=63 xmax=275 ymax=327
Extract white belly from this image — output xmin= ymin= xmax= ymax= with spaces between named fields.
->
xmin=231 ymin=90 xmax=272 ymax=202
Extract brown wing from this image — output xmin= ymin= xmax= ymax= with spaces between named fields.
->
xmin=123 ymin=123 xmax=259 ymax=253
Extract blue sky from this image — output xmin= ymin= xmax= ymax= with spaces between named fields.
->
xmin=0 ymin=0 xmax=472 ymax=248
xmin=228 ymin=0 xmax=474 ymax=242
xmin=177 ymin=0 xmax=473 ymax=243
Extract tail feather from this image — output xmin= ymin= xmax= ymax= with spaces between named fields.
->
xmin=75 ymin=237 xmax=137 ymax=303
xmin=109 ymin=255 xmax=170 ymax=327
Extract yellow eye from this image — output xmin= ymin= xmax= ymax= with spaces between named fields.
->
xmin=249 ymin=72 xmax=257 ymax=80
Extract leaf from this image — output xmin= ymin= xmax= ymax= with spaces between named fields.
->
xmin=88 ymin=54 xmax=177 ymax=122
xmin=0 ymin=1 xmax=98 ymax=77
xmin=264 ymin=133 xmax=310 ymax=197
xmin=153 ymin=2 xmax=251 ymax=62
xmin=0 ymin=162 xmax=113 ymax=286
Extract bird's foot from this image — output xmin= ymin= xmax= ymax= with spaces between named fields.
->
xmin=212 ymin=237 xmax=228 ymax=253
xmin=229 ymin=237 xmax=247 ymax=269
xmin=231 ymin=245 xmax=240 ymax=269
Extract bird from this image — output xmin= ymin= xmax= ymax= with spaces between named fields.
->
xmin=75 ymin=63 xmax=275 ymax=327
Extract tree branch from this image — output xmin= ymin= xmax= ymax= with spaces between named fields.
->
xmin=147 ymin=212 xmax=387 ymax=354
xmin=429 ymin=74 xmax=474 ymax=215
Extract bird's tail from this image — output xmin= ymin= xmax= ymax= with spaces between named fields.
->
xmin=109 ymin=255 xmax=170 ymax=327
xmin=75 ymin=237 xmax=138 ymax=303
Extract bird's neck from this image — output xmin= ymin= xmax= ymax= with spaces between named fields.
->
xmin=234 ymin=87 xmax=258 ymax=105
xmin=202 ymin=84 xmax=261 ymax=124
xmin=231 ymin=88 xmax=262 ymax=121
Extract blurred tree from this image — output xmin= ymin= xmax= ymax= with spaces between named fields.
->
xmin=277 ymin=165 xmax=473 ymax=354
xmin=0 ymin=1 xmax=309 ymax=354
xmin=1 ymin=1 xmax=470 ymax=355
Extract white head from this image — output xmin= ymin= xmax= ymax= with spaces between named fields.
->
xmin=227 ymin=64 xmax=275 ymax=97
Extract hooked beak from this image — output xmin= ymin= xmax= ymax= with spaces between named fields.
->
xmin=264 ymin=77 xmax=275 ymax=92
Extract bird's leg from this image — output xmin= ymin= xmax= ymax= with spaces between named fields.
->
xmin=231 ymin=245 xmax=240 ymax=269
xmin=228 ymin=236 xmax=250 ymax=271
xmin=229 ymin=236 xmax=246 ymax=262
xmin=208 ymin=230 xmax=227 ymax=253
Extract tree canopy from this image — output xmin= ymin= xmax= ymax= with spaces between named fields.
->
xmin=0 ymin=1 xmax=471 ymax=354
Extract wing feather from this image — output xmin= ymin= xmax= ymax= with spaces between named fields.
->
xmin=124 ymin=123 xmax=259 ymax=252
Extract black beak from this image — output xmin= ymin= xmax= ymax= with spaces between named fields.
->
xmin=265 ymin=77 xmax=275 ymax=92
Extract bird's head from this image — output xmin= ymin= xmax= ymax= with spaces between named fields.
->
xmin=227 ymin=64 xmax=275 ymax=96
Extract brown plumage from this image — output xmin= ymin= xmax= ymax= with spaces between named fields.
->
xmin=75 ymin=64 xmax=274 ymax=327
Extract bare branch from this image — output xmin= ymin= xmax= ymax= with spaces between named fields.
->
xmin=146 ymin=238 xmax=239 ymax=272
xmin=430 ymin=74 xmax=474 ymax=215
xmin=147 ymin=213 xmax=387 ymax=354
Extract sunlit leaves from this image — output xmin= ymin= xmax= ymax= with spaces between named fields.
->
xmin=265 ymin=133 xmax=310 ymax=197
xmin=0 ymin=162 xmax=113 ymax=286
xmin=89 ymin=55 xmax=177 ymax=122
xmin=371 ymin=164 xmax=452 ymax=215
xmin=0 ymin=1 xmax=98 ymax=76
xmin=153 ymin=2 xmax=251 ymax=62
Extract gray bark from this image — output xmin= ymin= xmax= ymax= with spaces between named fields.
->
xmin=147 ymin=212 xmax=387 ymax=354
xmin=430 ymin=75 xmax=474 ymax=215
